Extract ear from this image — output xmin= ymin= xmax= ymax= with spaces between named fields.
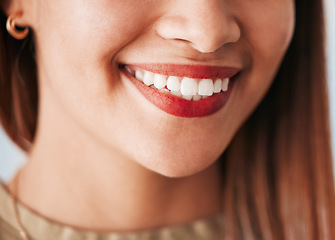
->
xmin=3 ymin=0 xmax=35 ymax=28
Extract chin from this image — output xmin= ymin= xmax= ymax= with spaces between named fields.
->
xmin=137 ymin=151 xmax=221 ymax=178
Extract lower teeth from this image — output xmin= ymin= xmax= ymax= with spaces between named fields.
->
xmin=148 ymin=84 xmax=216 ymax=101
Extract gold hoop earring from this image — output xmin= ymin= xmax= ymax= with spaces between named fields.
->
xmin=6 ymin=12 xmax=29 ymax=40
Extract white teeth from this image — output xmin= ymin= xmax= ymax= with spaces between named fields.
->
xmin=167 ymin=76 xmax=180 ymax=92
xmin=132 ymin=68 xmax=232 ymax=101
xmin=171 ymin=91 xmax=182 ymax=97
xmin=182 ymin=95 xmax=193 ymax=100
xmin=180 ymin=77 xmax=198 ymax=96
xmin=192 ymin=94 xmax=202 ymax=101
xmin=153 ymin=74 xmax=167 ymax=89
xmin=135 ymin=70 xmax=144 ymax=82
xmin=198 ymin=79 xmax=214 ymax=96
xmin=213 ymin=79 xmax=222 ymax=93
xmin=143 ymin=71 xmax=154 ymax=86
xmin=159 ymin=88 xmax=169 ymax=93
xmin=222 ymin=78 xmax=229 ymax=91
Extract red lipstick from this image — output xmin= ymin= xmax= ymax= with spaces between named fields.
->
xmin=127 ymin=64 xmax=239 ymax=79
xmin=121 ymin=64 xmax=240 ymax=118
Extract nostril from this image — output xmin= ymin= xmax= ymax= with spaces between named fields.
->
xmin=189 ymin=34 xmax=226 ymax=54
xmin=156 ymin=16 xmax=186 ymax=37
xmin=155 ymin=13 xmax=241 ymax=54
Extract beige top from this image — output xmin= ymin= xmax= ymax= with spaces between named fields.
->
xmin=0 ymin=184 xmax=224 ymax=240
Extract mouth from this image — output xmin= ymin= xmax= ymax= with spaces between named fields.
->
xmin=120 ymin=64 xmax=241 ymax=118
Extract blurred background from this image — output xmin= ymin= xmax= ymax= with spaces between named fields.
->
xmin=325 ymin=0 xmax=335 ymax=174
xmin=1 ymin=0 xmax=335 ymax=182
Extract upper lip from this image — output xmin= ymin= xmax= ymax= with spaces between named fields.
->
xmin=121 ymin=63 xmax=241 ymax=79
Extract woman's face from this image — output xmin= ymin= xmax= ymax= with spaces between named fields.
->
xmin=22 ymin=0 xmax=294 ymax=176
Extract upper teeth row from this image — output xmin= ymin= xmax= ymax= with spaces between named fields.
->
xmin=127 ymin=68 xmax=230 ymax=101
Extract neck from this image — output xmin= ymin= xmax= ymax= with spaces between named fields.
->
xmin=8 ymin=140 xmax=222 ymax=232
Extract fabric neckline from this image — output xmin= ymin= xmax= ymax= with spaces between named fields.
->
xmin=0 ymin=183 xmax=224 ymax=240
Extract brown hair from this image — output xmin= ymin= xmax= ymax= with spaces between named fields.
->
xmin=0 ymin=0 xmax=334 ymax=239
xmin=0 ymin=1 xmax=37 ymax=151
xmin=221 ymin=0 xmax=335 ymax=239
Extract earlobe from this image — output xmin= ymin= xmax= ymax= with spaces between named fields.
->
xmin=3 ymin=0 xmax=34 ymax=27
xmin=3 ymin=0 xmax=35 ymax=40
xmin=6 ymin=12 xmax=29 ymax=40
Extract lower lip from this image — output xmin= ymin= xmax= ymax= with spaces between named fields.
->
xmin=123 ymin=71 xmax=234 ymax=118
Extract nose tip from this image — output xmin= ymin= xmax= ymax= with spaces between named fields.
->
xmin=187 ymin=20 xmax=241 ymax=53
xmin=156 ymin=6 xmax=241 ymax=53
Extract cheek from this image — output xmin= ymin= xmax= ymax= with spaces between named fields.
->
xmin=243 ymin=5 xmax=295 ymax=93
xmin=35 ymin=0 xmax=152 ymax=86
xmin=241 ymin=1 xmax=295 ymax=62
xmin=227 ymin=1 xmax=295 ymax=130
xmin=33 ymin=0 xmax=157 ymax=122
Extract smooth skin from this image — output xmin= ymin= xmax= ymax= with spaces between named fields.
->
xmin=5 ymin=0 xmax=295 ymax=232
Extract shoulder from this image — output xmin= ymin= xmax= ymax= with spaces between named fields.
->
xmin=0 ymin=216 xmax=22 ymax=240
xmin=0 ymin=183 xmax=22 ymax=239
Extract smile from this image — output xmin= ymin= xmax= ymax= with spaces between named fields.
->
xmin=121 ymin=64 xmax=241 ymax=118
xmin=125 ymin=66 xmax=231 ymax=101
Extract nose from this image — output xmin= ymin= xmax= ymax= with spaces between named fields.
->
xmin=156 ymin=0 xmax=240 ymax=53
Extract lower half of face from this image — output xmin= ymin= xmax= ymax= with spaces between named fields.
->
xmin=33 ymin=0 xmax=295 ymax=177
